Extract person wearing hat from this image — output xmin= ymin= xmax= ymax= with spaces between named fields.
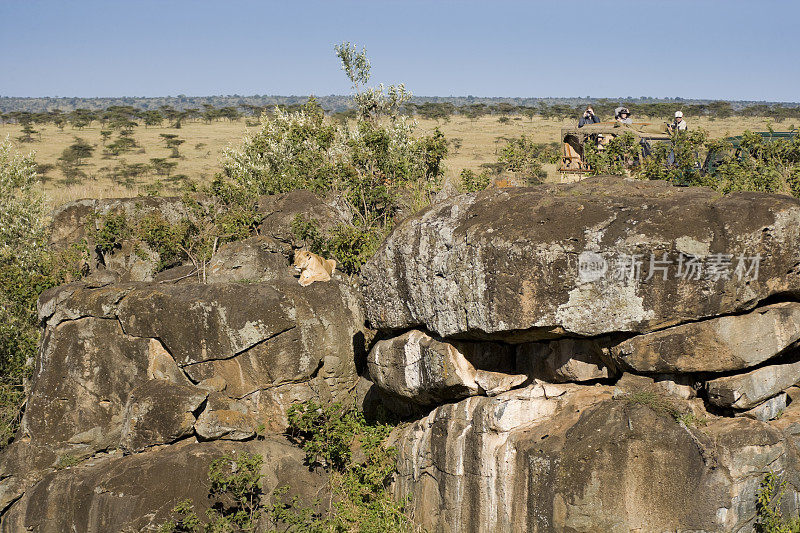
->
xmin=614 ymin=106 xmax=632 ymax=125
xmin=669 ymin=111 xmax=688 ymax=132
xmin=578 ymin=106 xmax=600 ymax=128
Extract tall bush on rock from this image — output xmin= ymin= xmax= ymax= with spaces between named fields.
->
xmin=220 ymin=43 xmax=447 ymax=272
xmin=0 ymin=140 xmax=50 ymax=448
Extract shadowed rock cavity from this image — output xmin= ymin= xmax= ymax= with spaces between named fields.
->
xmin=367 ymin=330 xmax=526 ymax=409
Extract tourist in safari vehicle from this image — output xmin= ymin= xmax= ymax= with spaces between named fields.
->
xmin=614 ymin=106 xmax=633 ymax=124
xmin=669 ymin=110 xmax=688 ymax=132
xmin=578 ymin=106 xmax=601 ymax=127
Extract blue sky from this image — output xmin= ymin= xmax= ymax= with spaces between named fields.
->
xmin=1 ymin=0 xmax=798 ymax=101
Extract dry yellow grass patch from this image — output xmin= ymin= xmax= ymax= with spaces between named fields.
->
xmin=0 ymin=120 xmax=251 ymax=206
xmin=1 ymin=113 xmax=792 ymax=207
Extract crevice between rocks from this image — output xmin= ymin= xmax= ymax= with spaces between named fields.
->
xmin=180 ymin=325 xmax=298 ymax=368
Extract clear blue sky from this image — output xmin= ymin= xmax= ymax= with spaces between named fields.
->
xmin=1 ymin=0 xmax=798 ymax=102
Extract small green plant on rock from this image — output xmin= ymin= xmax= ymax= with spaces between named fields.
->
xmin=619 ymin=388 xmax=704 ymax=427
xmin=270 ymin=400 xmax=415 ymax=532
xmin=158 ymin=452 xmax=264 ymax=533
xmin=755 ymin=471 xmax=800 ymax=533
xmin=55 ymin=453 xmax=81 ymax=470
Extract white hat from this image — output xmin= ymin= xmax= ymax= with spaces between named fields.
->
xmin=675 ymin=111 xmax=683 ymax=118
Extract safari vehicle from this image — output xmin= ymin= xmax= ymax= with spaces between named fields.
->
xmin=702 ymin=130 xmax=798 ymax=175
xmin=558 ymin=122 xmax=672 ymax=182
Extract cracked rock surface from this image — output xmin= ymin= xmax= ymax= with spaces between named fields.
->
xmin=361 ymin=177 xmax=800 ymax=340
xmin=0 ymin=274 xmax=365 ymax=515
xmin=8 ymin=180 xmax=800 ymax=532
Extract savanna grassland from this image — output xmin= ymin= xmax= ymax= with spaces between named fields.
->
xmin=2 ymin=113 xmax=794 ymax=207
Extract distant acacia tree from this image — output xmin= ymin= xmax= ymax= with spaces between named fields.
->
xmin=159 ymin=133 xmax=184 ymax=157
xmin=142 ymin=110 xmax=163 ymax=127
xmin=16 ymin=122 xmax=37 ymax=143
xmin=50 ymin=110 xmax=66 ymax=131
xmin=150 ymin=157 xmax=178 ymax=177
xmin=57 ymin=137 xmax=94 ymax=182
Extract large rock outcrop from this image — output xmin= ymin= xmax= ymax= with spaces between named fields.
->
xmin=610 ymin=302 xmax=800 ymax=373
xmin=8 ymin=179 xmax=800 ymax=532
xmin=361 ymin=177 xmax=800 ymax=340
xmin=391 ymin=385 xmax=800 ymax=532
xmin=0 ymin=439 xmax=326 ymax=533
xmin=360 ymin=178 xmax=800 ymax=531
xmin=0 ymin=273 xmax=365 ymax=515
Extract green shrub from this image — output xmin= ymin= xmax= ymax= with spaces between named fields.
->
xmin=273 ymin=400 xmax=415 ymax=532
xmin=157 ymin=402 xmax=413 ymax=532
xmin=291 ymin=216 xmax=384 ymax=275
xmin=158 ymin=452 xmax=264 ymax=533
xmin=460 ymin=168 xmax=491 ymax=192
xmin=220 ymin=43 xmax=447 ymax=271
xmin=585 ymin=127 xmax=800 ymax=200
xmin=755 ymin=471 xmax=800 ymax=533
xmin=92 ymin=212 xmax=131 ymax=253
xmin=496 ymin=135 xmax=549 ymax=185
xmin=585 ymin=131 xmax=641 ymax=177
xmin=0 ymin=139 xmax=53 ymax=449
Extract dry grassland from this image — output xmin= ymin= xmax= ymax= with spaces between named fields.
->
xmin=1 ymin=114 xmax=794 ymax=208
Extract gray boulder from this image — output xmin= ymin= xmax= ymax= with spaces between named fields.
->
xmin=206 ymin=236 xmax=295 ymax=283
xmin=738 ymin=393 xmax=788 ymax=422
xmin=194 ymin=393 xmax=257 ymax=441
xmin=367 ymin=330 xmax=523 ymax=406
xmin=120 ymin=379 xmax=207 ymax=453
xmin=1 ymin=275 xmax=365 ymax=510
xmin=361 ymin=177 xmax=800 ymax=340
xmin=516 ymin=338 xmax=613 ymax=382
xmin=610 ymin=302 xmax=800 ymax=373
xmin=707 ymin=353 xmax=800 ymax=409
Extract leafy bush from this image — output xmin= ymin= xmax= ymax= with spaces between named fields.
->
xmin=584 ymin=131 xmax=642 ymax=177
xmin=459 ymin=168 xmax=491 ymax=192
xmin=497 ymin=136 xmax=559 ymax=186
xmin=0 ymin=139 xmax=52 ymax=448
xmin=272 ymin=400 xmax=415 ymax=532
xmin=158 ymin=452 xmax=264 ymax=533
xmin=157 ymin=402 xmax=413 ymax=533
xmin=582 ymin=127 xmax=800 ymax=200
xmin=291 ymin=216 xmax=384 ymax=274
xmin=709 ymin=130 xmax=800 ymax=196
xmin=755 ymin=471 xmax=800 ymax=533
xmin=222 ymin=43 xmax=447 ymax=271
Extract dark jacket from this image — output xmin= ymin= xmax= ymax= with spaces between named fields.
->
xmin=578 ymin=113 xmax=600 ymax=127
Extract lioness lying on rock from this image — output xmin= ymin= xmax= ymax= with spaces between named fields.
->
xmin=293 ymin=250 xmax=336 ymax=286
